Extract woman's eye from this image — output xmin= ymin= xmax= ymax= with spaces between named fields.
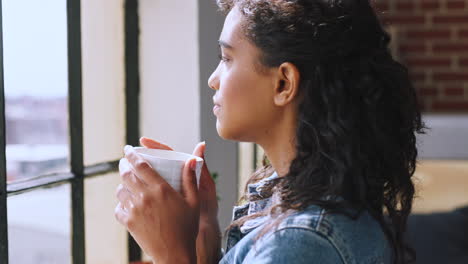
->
xmin=218 ymin=54 xmax=230 ymax=63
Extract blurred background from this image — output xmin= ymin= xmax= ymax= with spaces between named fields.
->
xmin=2 ymin=0 xmax=467 ymax=263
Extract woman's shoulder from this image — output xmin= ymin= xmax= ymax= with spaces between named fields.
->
xmin=273 ymin=205 xmax=393 ymax=264
xmin=220 ymin=205 xmax=393 ymax=264
xmin=241 ymin=221 xmax=344 ymax=264
xmin=220 ymin=205 xmax=342 ymax=264
xmin=277 ymin=204 xmax=383 ymax=235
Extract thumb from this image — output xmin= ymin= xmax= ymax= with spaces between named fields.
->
xmin=139 ymin=137 xmax=173 ymax=150
xmin=192 ymin=142 xmax=218 ymax=218
xmin=198 ymin=170 xmax=218 ymax=220
xmin=193 ymin=142 xmax=216 ymax=200
xmin=181 ymin=158 xmax=199 ymax=210
xmin=192 ymin=141 xmax=206 ymax=158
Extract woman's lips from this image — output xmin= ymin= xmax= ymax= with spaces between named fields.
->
xmin=213 ymin=105 xmax=221 ymax=115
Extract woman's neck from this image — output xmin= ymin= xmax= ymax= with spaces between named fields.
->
xmin=257 ymin=111 xmax=297 ymax=177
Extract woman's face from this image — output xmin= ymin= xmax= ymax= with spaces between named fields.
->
xmin=208 ymin=6 xmax=279 ymax=142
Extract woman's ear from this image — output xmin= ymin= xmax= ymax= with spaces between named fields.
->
xmin=273 ymin=62 xmax=300 ymax=106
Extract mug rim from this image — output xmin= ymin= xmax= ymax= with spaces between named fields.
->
xmin=133 ymin=147 xmax=204 ymax=162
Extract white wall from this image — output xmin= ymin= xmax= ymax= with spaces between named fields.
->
xmin=82 ymin=0 xmax=126 ymax=166
xmin=139 ymin=0 xmax=200 ymax=154
xmin=81 ymin=0 xmax=128 ymax=263
xmin=85 ymin=173 xmax=128 ymax=264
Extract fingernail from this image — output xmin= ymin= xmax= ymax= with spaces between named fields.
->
xmin=201 ymin=141 xmax=206 ymax=152
xmin=190 ymin=159 xmax=197 ymax=171
xmin=124 ymin=145 xmax=132 ymax=153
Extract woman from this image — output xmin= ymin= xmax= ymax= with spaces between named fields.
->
xmin=115 ymin=0 xmax=424 ymax=263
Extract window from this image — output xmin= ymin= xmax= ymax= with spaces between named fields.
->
xmin=4 ymin=0 xmax=69 ymax=184
xmin=376 ymin=3 xmax=468 ymax=214
xmin=0 ymin=0 xmax=141 ymax=263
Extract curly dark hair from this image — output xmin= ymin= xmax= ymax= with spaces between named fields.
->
xmin=218 ymin=0 xmax=425 ymax=263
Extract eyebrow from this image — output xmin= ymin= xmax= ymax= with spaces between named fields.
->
xmin=218 ymin=40 xmax=234 ymax=50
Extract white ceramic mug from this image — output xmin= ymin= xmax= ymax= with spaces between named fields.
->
xmin=133 ymin=147 xmax=204 ymax=192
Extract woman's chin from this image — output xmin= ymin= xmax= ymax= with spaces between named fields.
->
xmin=216 ymin=121 xmax=229 ymax=140
xmin=216 ymin=121 xmax=236 ymax=141
xmin=216 ymin=122 xmax=249 ymax=142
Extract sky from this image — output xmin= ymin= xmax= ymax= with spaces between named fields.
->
xmin=3 ymin=0 xmax=68 ymax=98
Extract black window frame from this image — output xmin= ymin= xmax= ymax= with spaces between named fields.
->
xmin=0 ymin=0 xmax=141 ymax=263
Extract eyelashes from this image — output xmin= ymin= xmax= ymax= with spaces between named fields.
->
xmin=218 ymin=54 xmax=231 ymax=63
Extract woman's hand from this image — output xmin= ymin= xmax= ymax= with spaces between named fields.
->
xmin=140 ymin=137 xmax=222 ymax=264
xmin=115 ymin=144 xmax=199 ymax=264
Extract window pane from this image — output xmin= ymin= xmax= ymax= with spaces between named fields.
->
xmin=238 ymin=142 xmax=254 ymax=199
xmin=3 ymin=0 xmax=69 ymax=183
xmin=8 ymin=184 xmax=71 ymax=264
xmin=85 ymin=172 xmax=128 ymax=263
xmin=413 ymin=160 xmax=468 ymax=213
xmin=413 ymin=115 xmax=468 ymax=213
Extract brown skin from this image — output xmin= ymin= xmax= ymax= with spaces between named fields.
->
xmin=209 ymin=6 xmax=300 ymax=176
xmin=116 ymin=138 xmax=220 ymax=264
xmin=140 ymin=137 xmax=221 ymax=264
xmin=116 ymin=145 xmax=199 ymax=263
xmin=115 ymin=6 xmax=300 ymax=264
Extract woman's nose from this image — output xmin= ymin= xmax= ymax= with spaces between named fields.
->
xmin=208 ymin=66 xmax=220 ymax=91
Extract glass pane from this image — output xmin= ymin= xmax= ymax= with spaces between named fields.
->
xmin=414 ymin=115 xmax=468 ymax=213
xmin=82 ymin=0 xmax=125 ymax=166
xmin=413 ymin=160 xmax=468 ymax=213
xmin=85 ymin=172 xmax=128 ymax=263
xmin=238 ymin=142 xmax=254 ymax=199
xmin=8 ymin=184 xmax=71 ymax=264
xmin=3 ymin=0 xmax=69 ymax=183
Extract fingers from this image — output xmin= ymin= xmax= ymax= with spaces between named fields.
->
xmin=193 ymin=141 xmax=218 ymax=220
xmin=119 ymin=158 xmax=146 ymax=192
xmin=124 ymin=145 xmax=166 ymax=186
xmin=191 ymin=141 xmax=217 ymax=214
xmin=114 ymin=202 xmax=130 ymax=227
xmin=192 ymin=141 xmax=206 ymax=158
xmin=198 ymin=166 xmax=218 ymax=219
xmin=140 ymin=137 xmax=173 ymax=151
xmin=181 ymin=158 xmax=199 ymax=210
xmin=192 ymin=141 xmax=215 ymax=192
xmin=116 ymin=183 xmax=135 ymax=210
xmin=199 ymin=165 xmax=216 ymax=193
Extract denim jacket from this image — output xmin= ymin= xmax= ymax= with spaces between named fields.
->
xmin=219 ymin=172 xmax=392 ymax=264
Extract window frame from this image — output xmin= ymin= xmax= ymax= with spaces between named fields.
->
xmin=0 ymin=0 xmax=141 ymax=263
